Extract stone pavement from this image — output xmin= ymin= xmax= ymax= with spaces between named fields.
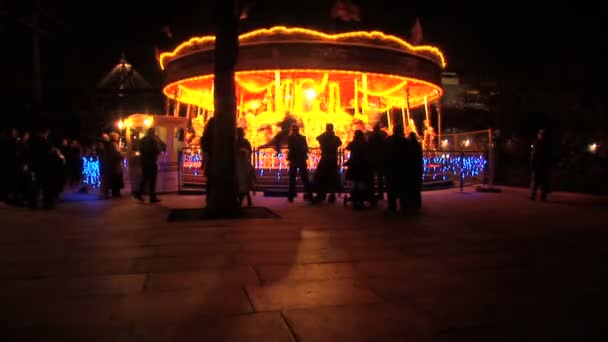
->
xmin=1 ymin=187 xmax=607 ymax=341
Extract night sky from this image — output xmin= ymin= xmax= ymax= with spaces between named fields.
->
xmin=2 ymin=0 xmax=606 ymax=119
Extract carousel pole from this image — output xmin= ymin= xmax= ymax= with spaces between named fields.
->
xmin=436 ymin=100 xmax=442 ymax=150
xmin=238 ymin=93 xmax=244 ymax=119
xmin=362 ymin=73 xmax=369 ymax=113
xmin=405 ymin=87 xmax=412 ymax=133
xmin=423 ymin=96 xmax=430 ymax=122
xmin=174 ymin=88 xmax=181 ymax=117
xmin=353 ymin=79 xmax=359 ymax=116
xmin=274 ymin=70 xmax=281 ymax=113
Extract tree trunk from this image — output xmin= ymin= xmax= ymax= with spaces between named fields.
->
xmin=207 ymin=0 xmax=239 ymax=215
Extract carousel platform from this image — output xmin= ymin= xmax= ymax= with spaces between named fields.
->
xmin=179 ymin=171 xmax=455 ymax=196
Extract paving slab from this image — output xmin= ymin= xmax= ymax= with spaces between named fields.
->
xmin=132 ymin=312 xmax=295 ymax=342
xmin=1 ymin=186 xmax=607 ymax=340
xmin=283 ymin=303 xmax=434 ymax=341
xmin=130 ymin=254 xmax=233 ymax=273
xmin=145 ymin=267 xmax=260 ymax=291
xmin=255 ymin=263 xmax=360 ymax=283
xmin=0 ymin=258 xmax=136 ymax=279
xmin=245 ymin=279 xmax=382 ymax=311
xmin=117 ymin=287 xmax=254 ymax=324
xmin=2 ymin=273 xmax=145 ymax=297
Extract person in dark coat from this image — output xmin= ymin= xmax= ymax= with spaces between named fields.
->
xmin=384 ymin=124 xmax=410 ymax=212
xmin=15 ymin=132 xmax=32 ymax=205
xmin=407 ymin=132 xmax=424 ymax=210
xmin=66 ymin=139 xmax=83 ymax=188
xmin=287 ymin=125 xmax=313 ymax=202
xmin=314 ymin=123 xmax=342 ymax=203
xmin=29 ymin=128 xmax=63 ymax=209
xmin=134 ymin=128 xmax=162 ymax=203
xmin=530 ymin=128 xmax=553 ymax=201
xmin=108 ymin=133 xmax=124 ymax=198
xmin=98 ymin=134 xmax=112 ymax=199
xmin=235 ymin=127 xmax=255 ymax=207
xmin=367 ymin=123 xmax=388 ymax=200
xmin=1 ymin=128 xmax=19 ymax=203
xmin=201 ymin=117 xmax=216 ymax=199
xmin=345 ymin=130 xmax=373 ymax=209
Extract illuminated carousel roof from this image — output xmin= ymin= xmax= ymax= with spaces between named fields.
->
xmin=159 ymin=26 xmax=446 ymax=70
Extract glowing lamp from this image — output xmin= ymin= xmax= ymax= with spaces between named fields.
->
xmin=305 ymin=88 xmax=316 ymax=100
xmin=441 ymin=139 xmax=449 ymax=148
xmin=463 ymin=139 xmax=471 ymax=148
xmin=588 ymin=143 xmax=598 ymax=153
xmin=250 ymin=100 xmax=261 ymax=110
xmin=116 ymin=120 xmax=124 ymax=130
xmin=144 ymin=117 xmax=153 ymax=127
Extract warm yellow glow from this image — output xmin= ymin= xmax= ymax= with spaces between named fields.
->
xmin=304 ymin=88 xmax=317 ymax=100
xmin=159 ymin=26 xmax=446 ymax=69
xmin=163 ymin=69 xmax=442 ymax=149
xmin=441 ymin=139 xmax=449 ymax=148
xmin=116 ymin=120 xmax=124 ymax=130
xmin=588 ymin=143 xmax=598 ymax=153
xmin=463 ymin=139 xmax=471 ymax=148
xmin=144 ymin=117 xmax=153 ymax=128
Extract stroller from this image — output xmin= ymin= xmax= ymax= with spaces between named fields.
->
xmin=343 ymin=160 xmax=377 ymax=210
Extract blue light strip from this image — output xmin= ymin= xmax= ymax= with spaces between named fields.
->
xmin=183 ymin=153 xmax=202 ymax=176
xmin=82 ymin=156 xmax=101 ymax=188
xmin=183 ymin=151 xmax=488 ymax=183
xmin=423 ymin=154 xmax=487 ymax=180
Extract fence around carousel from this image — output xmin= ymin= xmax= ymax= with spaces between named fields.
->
xmin=177 ymin=128 xmax=493 ymax=192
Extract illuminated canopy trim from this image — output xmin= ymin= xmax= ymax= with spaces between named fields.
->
xmin=160 ymin=26 xmax=446 ymax=70
xmin=162 ymin=69 xmax=443 ymax=109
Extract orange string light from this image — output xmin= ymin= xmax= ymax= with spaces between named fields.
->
xmin=159 ymin=26 xmax=446 ymax=69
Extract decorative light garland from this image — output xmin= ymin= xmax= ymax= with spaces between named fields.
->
xmin=82 ymin=156 xmax=101 ymax=188
xmin=181 ymin=150 xmax=487 ymax=184
xmin=160 ymin=26 xmax=446 ymax=70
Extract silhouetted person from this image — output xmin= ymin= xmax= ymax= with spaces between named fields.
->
xmin=235 ymin=127 xmax=254 ymax=207
xmin=530 ymin=128 xmax=553 ymax=201
xmin=201 ymin=117 xmax=216 ymax=199
xmin=1 ymin=128 xmax=19 ymax=203
xmin=259 ymin=112 xmax=296 ymax=154
xmin=108 ymin=133 xmax=124 ymax=198
xmin=314 ymin=123 xmax=342 ymax=203
xmin=176 ymin=128 xmax=185 ymax=170
xmin=29 ymin=128 xmax=63 ymax=209
xmin=15 ymin=132 xmax=32 ymax=204
xmin=385 ymin=124 xmax=410 ymax=213
xmin=65 ymin=139 xmax=83 ymax=188
xmin=345 ymin=130 xmax=373 ymax=209
xmin=98 ymin=133 xmax=112 ymax=199
xmin=408 ymin=132 xmax=423 ymax=210
xmin=287 ymin=125 xmax=313 ymax=202
xmin=368 ymin=123 xmax=388 ymax=199
xmin=135 ymin=128 xmax=161 ymax=203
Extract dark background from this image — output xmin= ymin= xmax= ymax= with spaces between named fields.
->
xmin=2 ymin=0 xmax=606 ymax=135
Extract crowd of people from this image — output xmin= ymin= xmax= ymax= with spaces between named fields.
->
xmin=1 ymin=122 xmax=555 ymax=211
xmin=202 ymin=119 xmax=425 ymax=213
xmin=0 ymin=127 xmax=166 ymax=209
xmin=0 ymin=128 xmax=82 ymax=209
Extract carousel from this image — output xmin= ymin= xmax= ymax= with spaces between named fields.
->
xmin=158 ymin=26 xmax=487 ymax=191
